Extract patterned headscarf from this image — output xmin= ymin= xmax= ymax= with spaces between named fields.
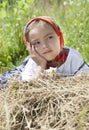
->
xmin=23 ymin=16 xmax=64 ymax=48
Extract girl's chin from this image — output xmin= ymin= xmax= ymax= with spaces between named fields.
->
xmin=42 ymin=53 xmax=58 ymax=61
xmin=46 ymin=58 xmax=55 ymax=62
xmin=45 ymin=56 xmax=57 ymax=61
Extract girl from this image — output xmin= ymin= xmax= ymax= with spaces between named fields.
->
xmin=0 ymin=16 xmax=89 ymax=86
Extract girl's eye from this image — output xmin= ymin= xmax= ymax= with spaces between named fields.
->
xmin=36 ymin=41 xmax=40 ymax=44
xmin=48 ymin=36 xmax=53 ymax=39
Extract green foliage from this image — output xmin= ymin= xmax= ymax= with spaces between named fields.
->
xmin=0 ymin=0 xmax=89 ymax=72
xmin=0 ymin=0 xmax=35 ymax=69
xmin=62 ymin=0 xmax=89 ymax=63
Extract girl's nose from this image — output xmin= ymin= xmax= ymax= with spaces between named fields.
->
xmin=41 ymin=40 xmax=48 ymax=48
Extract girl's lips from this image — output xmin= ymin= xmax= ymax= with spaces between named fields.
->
xmin=43 ymin=50 xmax=52 ymax=54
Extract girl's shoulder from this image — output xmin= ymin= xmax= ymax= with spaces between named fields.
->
xmin=64 ymin=46 xmax=83 ymax=59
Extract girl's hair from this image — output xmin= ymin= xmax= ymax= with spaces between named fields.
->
xmin=23 ymin=16 xmax=64 ymax=48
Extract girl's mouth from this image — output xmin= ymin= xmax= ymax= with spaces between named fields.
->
xmin=43 ymin=50 xmax=52 ymax=54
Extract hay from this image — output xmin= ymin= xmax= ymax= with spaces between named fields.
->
xmin=0 ymin=75 xmax=89 ymax=130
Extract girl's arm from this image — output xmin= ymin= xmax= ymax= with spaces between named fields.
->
xmin=0 ymin=56 xmax=30 ymax=88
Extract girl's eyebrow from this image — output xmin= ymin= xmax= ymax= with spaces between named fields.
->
xmin=44 ymin=32 xmax=54 ymax=38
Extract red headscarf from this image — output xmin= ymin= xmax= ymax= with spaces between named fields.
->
xmin=23 ymin=16 xmax=64 ymax=49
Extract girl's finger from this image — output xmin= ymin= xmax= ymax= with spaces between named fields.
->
xmin=29 ymin=45 xmax=37 ymax=58
xmin=32 ymin=45 xmax=39 ymax=56
xmin=34 ymin=46 xmax=47 ymax=61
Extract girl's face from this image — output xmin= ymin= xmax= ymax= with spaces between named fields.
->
xmin=28 ymin=22 xmax=61 ymax=61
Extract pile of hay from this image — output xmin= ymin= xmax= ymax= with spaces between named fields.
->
xmin=0 ymin=75 xmax=89 ymax=130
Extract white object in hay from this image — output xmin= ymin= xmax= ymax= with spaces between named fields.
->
xmin=45 ymin=67 xmax=57 ymax=77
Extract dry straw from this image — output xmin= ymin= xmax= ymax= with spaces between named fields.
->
xmin=0 ymin=75 xmax=89 ymax=130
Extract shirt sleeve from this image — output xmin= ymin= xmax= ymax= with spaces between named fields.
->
xmin=21 ymin=58 xmax=41 ymax=81
xmin=0 ymin=56 xmax=30 ymax=88
xmin=69 ymin=49 xmax=89 ymax=74
xmin=56 ymin=47 xmax=89 ymax=76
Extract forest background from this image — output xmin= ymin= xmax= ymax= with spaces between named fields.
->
xmin=0 ymin=0 xmax=89 ymax=73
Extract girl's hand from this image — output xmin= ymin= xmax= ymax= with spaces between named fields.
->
xmin=27 ymin=43 xmax=47 ymax=69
